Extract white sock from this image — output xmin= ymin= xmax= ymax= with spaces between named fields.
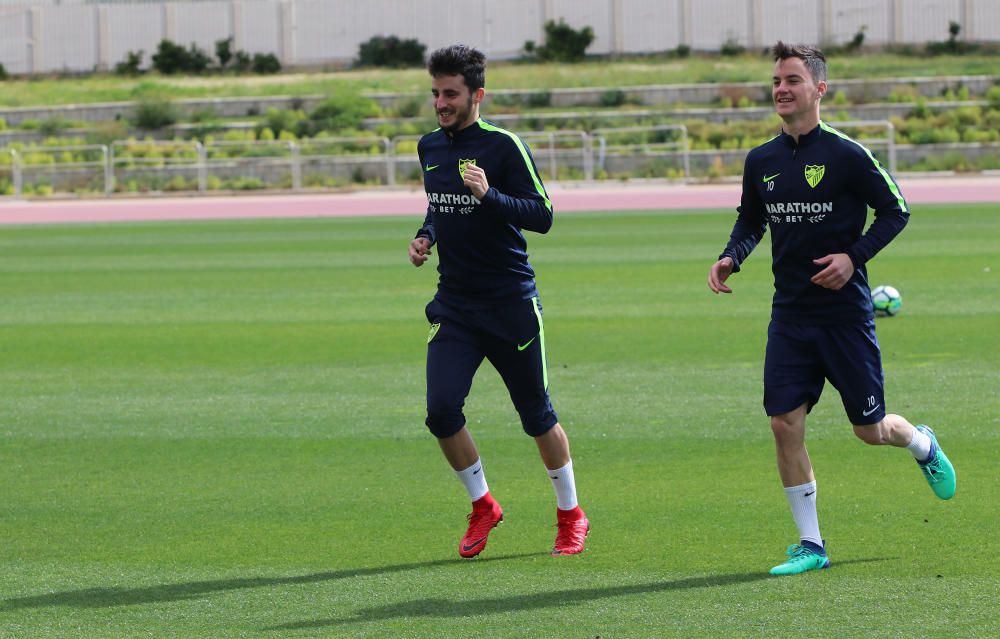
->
xmin=547 ymin=459 xmax=578 ymax=511
xmin=784 ymin=481 xmax=822 ymax=548
xmin=455 ymin=458 xmax=489 ymax=502
xmin=906 ymin=427 xmax=932 ymax=462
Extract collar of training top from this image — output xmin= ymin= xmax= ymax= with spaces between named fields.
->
xmin=780 ymin=122 xmax=823 ymax=149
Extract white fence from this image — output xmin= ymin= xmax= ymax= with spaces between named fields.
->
xmin=2 ymin=0 xmax=1000 ymax=74
xmin=0 ymin=121 xmax=907 ymax=197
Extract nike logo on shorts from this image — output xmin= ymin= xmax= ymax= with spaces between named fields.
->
xmin=517 ymin=336 xmax=537 ymax=351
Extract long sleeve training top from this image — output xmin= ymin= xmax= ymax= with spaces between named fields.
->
xmin=416 ymin=118 xmax=553 ymax=305
xmin=720 ymin=121 xmax=909 ymax=323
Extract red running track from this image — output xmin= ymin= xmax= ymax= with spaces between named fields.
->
xmin=1 ymin=176 xmax=999 ymax=225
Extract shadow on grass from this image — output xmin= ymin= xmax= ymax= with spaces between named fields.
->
xmin=269 ymin=556 xmax=894 ymax=631
xmin=0 ymin=552 xmax=544 ymax=611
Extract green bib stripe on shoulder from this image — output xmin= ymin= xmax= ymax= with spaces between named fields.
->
xmin=819 ymin=121 xmax=907 ymax=213
xmin=477 ymin=119 xmax=553 ymax=211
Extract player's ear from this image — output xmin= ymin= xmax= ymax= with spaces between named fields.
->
xmin=472 ymin=87 xmax=485 ymax=105
xmin=816 ymin=80 xmax=828 ymax=99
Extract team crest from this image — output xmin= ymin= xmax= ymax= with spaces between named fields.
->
xmin=458 ymin=158 xmax=476 ymax=179
xmin=804 ymin=164 xmax=825 ymax=188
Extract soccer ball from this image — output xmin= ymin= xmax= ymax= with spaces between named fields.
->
xmin=871 ymin=285 xmax=902 ymax=317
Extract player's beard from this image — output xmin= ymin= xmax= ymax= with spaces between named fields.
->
xmin=439 ymin=96 xmax=475 ymax=134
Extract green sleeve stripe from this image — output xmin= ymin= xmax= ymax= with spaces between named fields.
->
xmin=477 ymin=119 xmax=553 ymax=211
xmin=819 ymin=121 xmax=908 ymax=213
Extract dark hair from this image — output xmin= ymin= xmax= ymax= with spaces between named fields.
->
xmin=428 ymin=44 xmax=486 ymax=92
xmin=772 ymin=41 xmax=827 ymax=83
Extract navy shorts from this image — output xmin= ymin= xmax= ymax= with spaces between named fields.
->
xmin=764 ymin=319 xmax=886 ymax=425
xmin=424 ymin=295 xmax=558 ymax=439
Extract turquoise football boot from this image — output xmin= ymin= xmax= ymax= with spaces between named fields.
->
xmin=769 ymin=543 xmax=830 ymax=576
xmin=915 ymin=425 xmax=956 ymax=500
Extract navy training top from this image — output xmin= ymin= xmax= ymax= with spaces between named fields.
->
xmin=720 ymin=121 xmax=909 ymax=324
xmin=415 ymin=118 xmax=553 ymax=305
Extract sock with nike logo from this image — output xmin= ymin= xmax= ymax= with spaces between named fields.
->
xmin=547 ymin=459 xmax=578 ymax=511
xmin=784 ymin=480 xmax=822 ymax=549
xmin=456 ymin=458 xmax=489 ymax=502
xmin=906 ymin=425 xmax=932 ymax=462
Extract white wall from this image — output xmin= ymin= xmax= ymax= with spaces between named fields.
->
xmin=1 ymin=0 xmax=998 ymax=75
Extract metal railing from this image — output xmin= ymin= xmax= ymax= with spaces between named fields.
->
xmin=1 ymin=122 xmax=901 ymax=197
xmin=593 ymin=124 xmax=690 ymax=178
xmin=824 ymin=120 xmax=896 ymax=174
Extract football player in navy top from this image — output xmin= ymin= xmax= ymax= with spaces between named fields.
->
xmin=708 ymin=41 xmax=955 ymax=576
xmin=409 ymin=44 xmax=588 ymax=558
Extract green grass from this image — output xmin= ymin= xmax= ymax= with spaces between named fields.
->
xmin=0 ymin=204 xmax=998 ymax=637
xmin=1 ymin=53 xmax=998 ymax=108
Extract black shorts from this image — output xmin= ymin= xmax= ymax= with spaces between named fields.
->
xmin=764 ymin=318 xmax=886 ymax=425
xmin=424 ymin=295 xmax=558 ymax=439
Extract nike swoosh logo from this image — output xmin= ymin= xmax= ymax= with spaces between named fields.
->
xmin=762 ymin=173 xmax=781 ymax=183
xmin=472 ymin=466 xmax=481 ymax=475
xmin=517 ymin=336 xmax=536 ymax=351
xmin=425 ymin=164 xmax=439 ymax=172
xmin=804 ymin=491 xmax=815 ymax=497
xmin=462 ymin=537 xmax=487 ymax=552
xmin=862 ymin=404 xmax=881 ymax=417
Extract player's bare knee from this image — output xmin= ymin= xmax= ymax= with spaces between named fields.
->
xmin=852 ymin=422 xmax=887 ymax=445
xmin=770 ymin=415 xmax=800 ymax=441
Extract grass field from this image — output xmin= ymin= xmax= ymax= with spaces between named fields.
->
xmin=2 ymin=53 xmax=999 ymax=107
xmin=1 ymin=203 xmax=998 ymax=638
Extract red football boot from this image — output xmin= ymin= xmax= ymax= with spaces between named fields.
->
xmin=459 ymin=493 xmax=503 ymax=558
xmin=552 ymin=506 xmax=589 ymax=556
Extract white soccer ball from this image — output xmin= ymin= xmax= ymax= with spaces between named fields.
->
xmin=871 ymin=284 xmax=902 ymax=317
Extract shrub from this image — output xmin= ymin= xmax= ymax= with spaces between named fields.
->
xmin=927 ymin=21 xmax=968 ymax=55
xmin=260 ymin=108 xmax=307 ymax=137
xmin=233 ymin=50 xmax=252 ymax=72
xmin=357 ymin=35 xmax=426 ymax=68
xmin=151 ymin=39 xmax=211 ymax=74
xmin=185 ymin=43 xmax=213 ymax=73
xmin=133 ymin=98 xmax=178 ymax=130
xmin=673 ymin=44 xmax=691 ymax=58
xmin=600 ymin=89 xmax=627 ymax=107
xmin=163 ymin=175 xmax=192 ymax=192
xmin=720 ymin=36 xmax=745 ymax=57
xmin=526 ymin=20 xmax=594 ymax=62
xmin=911 ymin=98 xmax=932 ymax=119
xmin=526 ymin=91 xmax=552 ymax=108
xmin=151 ymin=39 xmax=188 ymax=74
xmin=38 ymin=117 xmax=71 ymax=136
xmin=393 ymin=97 xmax=425 ymax=118
xmin=0 ymin=63 xmax=7 ymax=80
xmin=115 ymin=50 xmax=143 ymax=75
xmin=987 ymin=85 xmax=1000 ymax=109
xmin=846 ymin=27 xmax=866 ymax=52
xmin=251 ymin=53 xmax=281 ymax=74
xmin=215 ymin=37 xmax=234 ymax=68
xmin=300 ymin=95 xmax=380 ymax=136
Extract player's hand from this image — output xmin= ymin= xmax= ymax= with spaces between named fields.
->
xmin=409 ymin=237 xmax=432 ymax=267
xmin=462 ymin=163 xmax=490 ymax=199
xmin=811 ymin=253 xmax=854 ymax=290
xmin=708 ymin=257 xmax=735 ymax=294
